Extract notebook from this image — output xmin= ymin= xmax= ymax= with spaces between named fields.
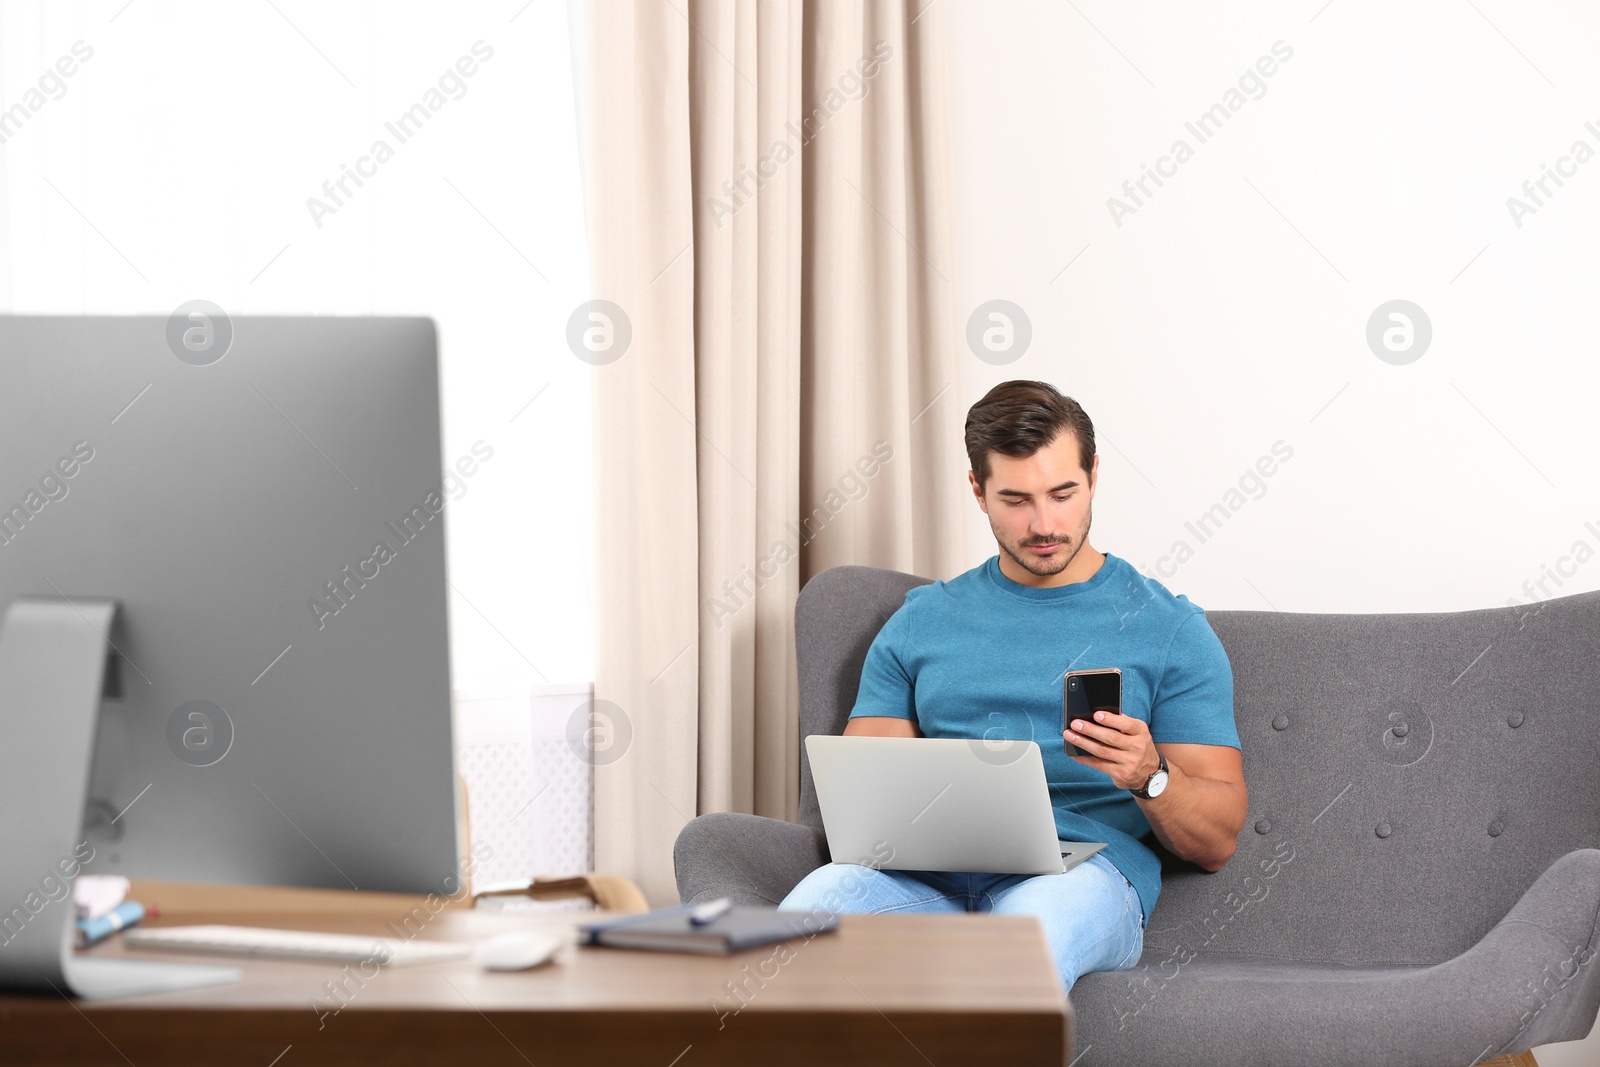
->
xmin=582 ymin=903 xmax=839 ymax=954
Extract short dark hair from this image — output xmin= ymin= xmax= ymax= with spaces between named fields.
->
xmin=965 ymin=381 xmax=1096 ymax=494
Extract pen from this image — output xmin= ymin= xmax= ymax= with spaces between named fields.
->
xmin=688 ymin=898 xmax=732 ymax=926
xmin=76 ymin=900 xmax=144 ymax=948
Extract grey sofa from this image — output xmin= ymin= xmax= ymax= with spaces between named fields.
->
xmin=674 ymin=565 xmax=1600 ymax=1066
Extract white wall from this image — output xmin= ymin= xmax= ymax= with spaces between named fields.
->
xmin=946 ymin=0 xmax=1600 ymax=614
xmin=944 ymin=3 xmax=1598 ymax=1061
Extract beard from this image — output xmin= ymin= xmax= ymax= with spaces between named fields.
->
xmin=995 ymin=502 xmax=1093 ymax=578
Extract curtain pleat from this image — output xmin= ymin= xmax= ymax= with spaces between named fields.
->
xmin=585 ymin=0 xmax=967 ymax=904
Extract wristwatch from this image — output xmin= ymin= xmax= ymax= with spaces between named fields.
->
xmin=1131 ymin=752 xmax=1169 ymax=800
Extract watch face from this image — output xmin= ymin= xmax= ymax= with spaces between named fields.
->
xmin=1146 ymin=770 xmax=1169 ymax=797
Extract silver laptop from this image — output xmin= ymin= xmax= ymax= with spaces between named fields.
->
xmin=805 ymin=735 xmax=1109 ymax=876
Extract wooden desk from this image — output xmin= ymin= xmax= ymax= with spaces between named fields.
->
xmin=0 ymin=885 xmax=1071 ymax=1066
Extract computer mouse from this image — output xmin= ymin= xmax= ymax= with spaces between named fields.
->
xmin=472 ymin=932 xmax=564 ymax=972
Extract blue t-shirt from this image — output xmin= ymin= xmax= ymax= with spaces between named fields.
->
xmin=846 ymin=552 xmax=1240 ymax=924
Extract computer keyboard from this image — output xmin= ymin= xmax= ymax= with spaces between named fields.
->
xmin=121 ymin=925 xmax=473 ymax=967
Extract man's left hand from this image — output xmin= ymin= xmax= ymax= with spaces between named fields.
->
xmin=1067 ymin=710 xmax=1160 ymax=792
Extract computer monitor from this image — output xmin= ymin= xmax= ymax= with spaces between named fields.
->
xmin=0 ymin=314 xmax=459 ymax=897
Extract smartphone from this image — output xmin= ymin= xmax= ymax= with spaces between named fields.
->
xmin=1064 ymin=667 xmax=1122 ymax=755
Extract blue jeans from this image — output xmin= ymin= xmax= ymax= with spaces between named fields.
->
xmin=778 ymin=852 xmax=1144 ymax=992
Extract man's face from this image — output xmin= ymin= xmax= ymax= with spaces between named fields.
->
xmin=969 ymin=433 xmax=1098 ymax=582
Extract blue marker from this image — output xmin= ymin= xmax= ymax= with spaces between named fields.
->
xmin=76 ymin=901 xmax=144 ymax=948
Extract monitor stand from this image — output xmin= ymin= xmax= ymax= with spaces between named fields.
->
xmin=0 ymin=597 xmax=239 ymax=999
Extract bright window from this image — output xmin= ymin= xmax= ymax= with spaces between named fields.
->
xmin=0 ymin=0 xmax=594 ymax=701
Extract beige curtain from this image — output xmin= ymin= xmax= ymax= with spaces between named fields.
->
xmin=583 ymin=0 xmax=968 ymax=904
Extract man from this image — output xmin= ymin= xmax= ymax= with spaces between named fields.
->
xmin=779 ymin=380 xmax=1249 ymax=991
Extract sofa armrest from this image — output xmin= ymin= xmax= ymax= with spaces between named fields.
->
xmin=1067 ymin=849 xmax=1600 ymax=1065
xmin=673 ymin=812 xmax=829 ymax=906
xmin=1465 ymin=847 xmax=1600 ymax=1054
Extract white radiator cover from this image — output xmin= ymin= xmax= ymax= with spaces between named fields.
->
xmin=455 ymin=682 xmax=594 ymax=910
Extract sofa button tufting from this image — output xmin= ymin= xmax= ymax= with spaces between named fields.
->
xmin=1391 ymin=722 xmax=1408 ymax=737
xmin=1507 ymin=711 xmax=1524 ymax=728
xmin=1255 ymin=819 xmax=1272 ymax=835
xmin=1272 ymin=714 xmax=1289 ymax=731
xmin=1489 ymin=820 xmax=1505 ymax=837
xmin=1375 ymin=822 xmax=1392 ymax=838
